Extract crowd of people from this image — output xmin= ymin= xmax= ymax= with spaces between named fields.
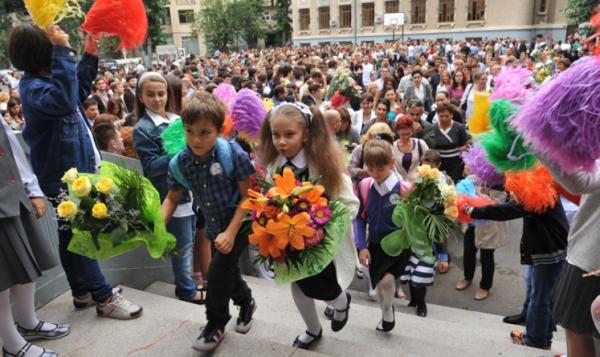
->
xmin=1 ymin=21 xmax=599 ymax=357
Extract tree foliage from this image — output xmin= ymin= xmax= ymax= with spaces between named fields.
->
xmin=272 ymin=0 xmax=291 ymax=45
xmin=565 ymin=0 xmax=600 ymax=25
xmin=144 ymin=0 xmax=170 ymax=50
xmin=194 ymin=0 xmax=265 ymax=53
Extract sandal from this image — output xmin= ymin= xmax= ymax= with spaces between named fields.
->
xmin=17 ymin=321 xmax=71 ymax=340
xmin=190 ymin=289 xmax=207 ymax=305
xmin=2 ymin=343 xmax=58 ymax=357
xmin=292 ymin=328 xmax=322 ymax=350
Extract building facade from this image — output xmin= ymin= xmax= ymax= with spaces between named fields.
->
xmin=291 ymin=0 xmax=569 ymax=46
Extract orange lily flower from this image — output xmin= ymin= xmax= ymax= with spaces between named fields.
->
xmin=249 ymin=221 xmax=287 ymax=258
xmin=267 ymin=212 xmax=315 ymax=251
xmin=267 ymin=167 xmax=297 ymax=200
xmin=241 ymin=189 xmax=268 ymax=215
xmin=301 ymin=184 xmax=328 ymax=206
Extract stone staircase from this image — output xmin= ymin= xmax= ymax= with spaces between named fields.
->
xmin=29 ymin=276 xmax=565 ymax=357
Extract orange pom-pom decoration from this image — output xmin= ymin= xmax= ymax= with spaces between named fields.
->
xmin=221 ymin=115 xmax=234 ymax=138
xmin=456 ymin=194 xmax=495 ymax=223
xmin=81 ymin=0 xmax=148 ymax=50
xmin=505 ymin=165 xmax=558 ymax=214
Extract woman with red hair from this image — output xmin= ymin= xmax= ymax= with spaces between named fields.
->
xmin=392 ymin=115 xmax=429 ymax=182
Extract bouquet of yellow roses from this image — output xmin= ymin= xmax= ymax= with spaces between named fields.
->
xmin=57 ymin=161 xmax=175 ymax=260
xmin=381 ymin=165 xmax=459 ymax=264
xmin=242 ymin=167 xmax=351 ymax=285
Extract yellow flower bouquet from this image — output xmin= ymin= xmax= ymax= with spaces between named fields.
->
xmin=57 ymin=162 xmax=175 ymax=260
xmin=241 ymin=167 xmax=351 ymax=285
xmin=381 ymin=165 xmax=459 ymax=264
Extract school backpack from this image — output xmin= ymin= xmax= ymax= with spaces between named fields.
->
xmin=168 ymin=137 xmax=239 ymax=207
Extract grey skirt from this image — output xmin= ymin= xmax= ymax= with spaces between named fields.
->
xmin=0 ymin=204 xmax=58 ymax=291
xmin=553 ymin=262 xmax=600 ymax=338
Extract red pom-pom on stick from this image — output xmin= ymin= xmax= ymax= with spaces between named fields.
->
xmin=456 ymin=194 xmax=495 ymax=223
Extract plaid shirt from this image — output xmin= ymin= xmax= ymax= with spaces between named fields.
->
xmin=167 ymin=142 xmax=255 ymax=240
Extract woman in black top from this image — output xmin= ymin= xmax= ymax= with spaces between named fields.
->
xmin=432 ymin=102 xmax=471 ymax=182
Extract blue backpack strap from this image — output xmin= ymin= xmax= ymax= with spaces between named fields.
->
xmin=168 ymin=153 xmax=191 ymax=191
xmin=215 ymin=137 xmax=239 ymax=207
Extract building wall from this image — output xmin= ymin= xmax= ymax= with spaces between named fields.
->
xmin=165 ymin=0 xmax=206 ymax=56
xmin=292 ymin=0 xmax=569 ymax=46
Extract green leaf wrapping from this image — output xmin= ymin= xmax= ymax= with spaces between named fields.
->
xmin=67 ymin=161 xmax=176 ymax=260
xmin=161 ymin=118 xmax=186 ymax=158
xmin=273 ymin=201 xmax=351 ymax=285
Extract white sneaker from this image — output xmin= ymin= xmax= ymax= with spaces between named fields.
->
xmin=96 ymin=294 xmax=143 ymax=320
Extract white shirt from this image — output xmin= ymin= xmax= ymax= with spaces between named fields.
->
xmin=373 ymin=172 xmax=399 ymax=197
xmin=146 ymin=110 xmax=194 ymax=217
xmin=351 ymin=109 xmax=376 ymax=134
xmin=277 ymin=148 xmax=307 ymax=171
xmin=1 ymin=119 xmax=44 ymax=197
xmin=362 ymin=63 xmax=374 ymax=86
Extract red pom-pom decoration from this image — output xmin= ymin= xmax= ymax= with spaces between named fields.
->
xmin=81 ymin=0 xmax=148 ymax=50
xmin=456 ymin=194 xmax=495 ymax=223
xmin=554 ymin=182 xmax=581 ymax=206
xmin=505 ymin=165 xmax=558 ymax=214
xmin=331 ymin=92 xmax=349 ymax=109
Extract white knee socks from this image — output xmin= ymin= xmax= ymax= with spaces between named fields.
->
xmin=291 ymin=283 xmax=321 ymax=343
xmin=10 ymin=283 xmax=54 ymax=332
xmin=0 ymin=288 xmax=46 ymax=356
xmin=326 ymin=291 xmax=348 ymax=322
xmin=377 ymin=274 xmax=395 ymax=322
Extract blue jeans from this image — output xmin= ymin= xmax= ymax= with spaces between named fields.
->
xmin=167 ymin=215 xmax=196 ymax=301
xmin=524 ymin=261 xmax=564 ymax=348
xmin=520 ymin=265 xmax=533 ymax=318
xmin=57 ymin=224 xmax=113 ymax=302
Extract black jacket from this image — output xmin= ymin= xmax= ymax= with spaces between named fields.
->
xmin=470 ymin=200 xmax=568 ymax=265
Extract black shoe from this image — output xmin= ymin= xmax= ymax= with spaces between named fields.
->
xmin=407 ymin=300 xmax=416 ymax=307
xmin=2 ymin=343 xmax=58 ymax=357
xmin=376 ymin=306 xmax=395 ymax=332
xmin=503 ymin=314 xmax=526 ymax=326
xmin=235 ymin=297 xmax=256 ymax=334
xmin=416 ymin=303 xmax=427 ymax=317
xmin=323 ymin=305 xmax=334 ymax=320
xmin=292 ymin=329 xmax=322 ymax=350
xmin=331 ymin=292 xmax=351 ymax=332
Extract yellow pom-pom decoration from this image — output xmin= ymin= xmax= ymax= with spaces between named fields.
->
xmin=468 ymin=92 xmax=491 ymax=134
xmin=24 ymin=0 xmax=84 ymax=29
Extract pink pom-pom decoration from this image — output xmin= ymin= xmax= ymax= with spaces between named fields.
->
xmin=231 ymin=89 xmax=267 ymax=142
xmin=513 ymin=56 xmax=600 ymax=173
xmin=81 ymin=0 xmax=148 ymax=50
xmin=461 ymin=145 xmax=504 ymax=187
xmin=213 ymin=84 xmax=238 ymax=112
xmin=489 ymin=67 xmax=533 ymax=105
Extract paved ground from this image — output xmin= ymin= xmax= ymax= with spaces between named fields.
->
xmin=349 ymin=219 xmax=527 ymax=317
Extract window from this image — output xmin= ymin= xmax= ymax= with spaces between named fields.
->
xmin=299 ymin=8 xmax=310 ymax=31
xmin=181 ymin=36 xmax=199 ymax=56
xmin=467 ymin=0 xmax=485 ymax=21
xmin=362 ymin=3 xmax=375 ymax=27
xmin=385 ymin=0 xmax=399 ymax=14
xmin=539 ymin=0 xmax=547 ymax=13
xmin=411 ymin=0 xmax=426 ymax=24
xmin=438 ymin=0 xmax=454 ymax=22
xmin=178 ymin=9 xmax=194 ymax=24
xmin=176 ymin=0 xmax=197 ymax=5
xmin=318 ymin=6 xmax=330 ymax=29
xmin=161 ymin=10 xmax=172 ymax=26
xmin=339 ymin=5 xmax=352 ymax=28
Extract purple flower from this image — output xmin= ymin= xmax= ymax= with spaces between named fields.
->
xmin=293 ymin=198 xmax=311 ymax=213
xmin=311 ymin=205 xmax=332 ymax=225
xmin=304 ymin=227 xmax=324 ymax=248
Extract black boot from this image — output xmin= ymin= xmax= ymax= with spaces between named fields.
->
xmin=413 ymin=286 xmax=428 ymax=317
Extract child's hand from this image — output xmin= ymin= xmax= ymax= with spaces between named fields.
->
xmin=46 ymin=24 xmax=70 ymax=48
xmin=358 ymin=248 xmax=371 ymax=267
xmin=582 ymin=269 xmax=600 ymax=278
xmin=214 ymin=231 xmax=235 ymax=254
xmin=30 ymin=197 xmax=46 ymax=218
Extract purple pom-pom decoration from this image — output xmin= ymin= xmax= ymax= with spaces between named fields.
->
xmin=213 ymin=83 xmax=238 ymax=112
xmin=461 ymin=144 xmax=505 ymax=187
xmin=489 ymin=67 xmax=533 ymax=105
xmin=231 ymin=89 xmax=267 ymax=141
xmin=513 ymin=56 xmax=600 ymax=173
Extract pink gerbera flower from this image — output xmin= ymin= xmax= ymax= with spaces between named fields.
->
xmin=311 ymin=205 xmax=331 ymax=225
xmin=304 ymin=227 xmax=324 ymax=248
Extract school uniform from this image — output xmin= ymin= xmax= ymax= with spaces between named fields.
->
xmin=168 ymin=142 xmax=255 ymax=330
xmin=355 ymin=174 xmax=410 ymax=289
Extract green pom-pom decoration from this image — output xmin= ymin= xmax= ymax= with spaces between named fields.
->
xmin=480 ymin=99 xmax=536 ymax=172
xmin=161 ymin=118 xmax=186 ymax=158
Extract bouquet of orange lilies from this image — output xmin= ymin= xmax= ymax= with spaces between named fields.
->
xmin=242 ymin=167 xmax=351 ymax=284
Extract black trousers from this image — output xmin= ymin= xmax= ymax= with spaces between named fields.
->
xmin=463 ymin=226 xmax=495 ymax=290
xmin=206 ymin=230 xmax=252 ymax=330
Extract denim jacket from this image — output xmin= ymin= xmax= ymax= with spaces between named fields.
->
xmin=132 ymin=113 xmax=191 ymax=204
xmin=20 ymin=46 xmax=98 ymax=196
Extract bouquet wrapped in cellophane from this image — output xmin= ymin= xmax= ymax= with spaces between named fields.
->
xmin=381 ymin=165 xmax=459 ymax=264
xmin=56 ymin=162 xmax=175 ymax=260
xmin=242 ymin=167 xmax=351 ymax=285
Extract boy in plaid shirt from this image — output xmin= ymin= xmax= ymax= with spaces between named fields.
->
xmin=162 ymin=92 xmax=256 ymax=353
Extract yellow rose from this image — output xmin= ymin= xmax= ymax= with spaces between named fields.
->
xmin=72 ymin=177 xmax=92 ymax=197
xmin=444 ymin=205 xmax=459 ymax=221
xmin=418 ymin=165 xmax=432 ymax=178
xmin=446 ymin=194 xmax=457 ymax=206
xmin=91 ymin=202 xmax=108 ymax=219
xmin=61 ymin=168 xmax=79 ymax=184
xmin=57 ymin=201 xmax=78 ymax=219
xmin=427 ymin=168 xmax=442 ymax=180
xmin=95 ymin=177 xmax=114 ymax=194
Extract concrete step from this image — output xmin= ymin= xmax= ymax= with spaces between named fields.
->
xmin=27 ymin=286 xmax=325 ymax=357
xmin=147 ymin=278 xmax=566 ymax=357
